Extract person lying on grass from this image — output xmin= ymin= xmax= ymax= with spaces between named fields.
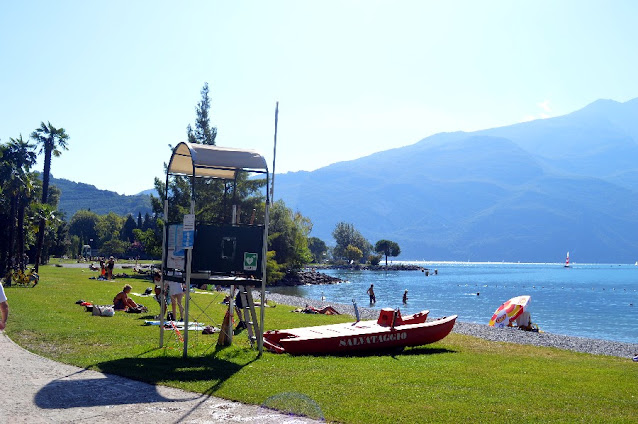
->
xmin=293 ymin=304 xmax=340 ymax=315
xmin=113 ymin=284 xmax=139 ymax=311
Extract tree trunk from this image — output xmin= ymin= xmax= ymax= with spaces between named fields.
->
xmin=34 ymin=148 xmax=52 ymax=272
xmin=5 ymin=193 xmax=17 ymax=275
xmin=17 ymin=195 xmax=25 ymax=272
xmin=34 ymin=220 xmax=46 ymax=272
xmin=41 ymin=146 xmax=51 ymax=204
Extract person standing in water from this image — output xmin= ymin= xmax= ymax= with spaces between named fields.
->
xmin=367 ymin=284 xmax=376 ymax=304
xmin=402 ymin=289 xmax=408 ymax=304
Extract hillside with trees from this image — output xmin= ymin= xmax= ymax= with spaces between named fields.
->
xmin=0 ymin=84 xmax=390 ymax=285
xmin=52 ymin=177 xmax=152 ymax=218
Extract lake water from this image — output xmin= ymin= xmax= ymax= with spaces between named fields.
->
xmin=268 ymin=262 xmax=638 ymax=344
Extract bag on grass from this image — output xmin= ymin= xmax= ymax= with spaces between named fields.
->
xmin=92 ymin=305 xmax=114 ymax=317
xmin=202 ymin=326 xmax=219 ymax=335
xmin=126 ymin=304 xmax=147 ymax=313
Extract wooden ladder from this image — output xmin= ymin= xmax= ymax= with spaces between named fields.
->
xmin=237 ymin=285 xmax=260 ymax=348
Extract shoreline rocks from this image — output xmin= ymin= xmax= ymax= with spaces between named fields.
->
xmin=262 ymin=291 xmax=638 ymax=359
xmin=318 ymin=263 xmax=426 ymax=271
xmin=277 ymin=270 xmax=343 ymax=286
xmin=276 ymin=265 xmax=429 ymax=287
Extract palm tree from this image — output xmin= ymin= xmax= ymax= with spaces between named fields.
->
xmin=3 ymin=136 xmax=37 ymax=273
xmin=30 ymin=122 xmax=69 ymax=271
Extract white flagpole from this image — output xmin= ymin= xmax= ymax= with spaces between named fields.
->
xmin=270 ymin=101 xmax=279 ymax=204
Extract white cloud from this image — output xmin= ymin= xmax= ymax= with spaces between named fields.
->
xmin=537 ymin=100 xmax=551 ymax=112
xmin=520 ymin=100 xmax=553 ymax=122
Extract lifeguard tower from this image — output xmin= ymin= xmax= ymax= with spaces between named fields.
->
xmin=159 ymin=142 xmax=270 ymax=356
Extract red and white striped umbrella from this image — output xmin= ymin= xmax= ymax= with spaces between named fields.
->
xmin=488 ymin=295 xmax=531 ymax=328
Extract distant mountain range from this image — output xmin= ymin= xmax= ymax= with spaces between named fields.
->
xmin=274 ymin=98 xmax=638 ymax=263
xmin=135 ymin=188 xmax=159 ymax=197
xmin=52 ymin=98 xmax=638 ymax=263
xmin=52 ymin=177 xmax=153 ymax=218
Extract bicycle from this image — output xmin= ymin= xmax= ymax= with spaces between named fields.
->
xmin=10 ymin=267 xmax=39 ymax=288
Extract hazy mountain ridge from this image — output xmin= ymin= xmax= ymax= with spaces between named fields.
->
xmin=50 ymin=98 xmax=638 ymax=262
xmin=52 ymin=177 xmax=153 ymax=218
xmin=275 ymin=97 xmax=638 ymax=263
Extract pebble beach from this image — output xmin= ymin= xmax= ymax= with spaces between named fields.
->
xmin=264 ymin=291 xmax=638 ymax=359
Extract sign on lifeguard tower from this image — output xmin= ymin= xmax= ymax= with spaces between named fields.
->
xmin=244 ymin=252 xmax=258 ymax=271
xmin=182 ymin=214 xmax=195 ymax=249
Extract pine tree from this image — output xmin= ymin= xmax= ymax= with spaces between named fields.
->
xmin=152 ymin=83 xmax=266 ymax=225
xmin=187 ymin=82 xmax=217 ymax=145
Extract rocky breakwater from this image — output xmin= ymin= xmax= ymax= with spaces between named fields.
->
xmin=276 ymin=263 xmax=429 ymax=286
xmin=277 ymin=270 xmax=344 ymax=286
xmin=328 ymin=264 xmax=426 ymax=271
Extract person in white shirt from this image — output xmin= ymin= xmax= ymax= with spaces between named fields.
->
xmin=516 ymin=310 xmax=532 ymax=331
xmin=0 ymin=284 xmax=9 ymax=330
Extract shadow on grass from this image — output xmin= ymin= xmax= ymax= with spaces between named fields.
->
xmin=136 ymin=314 xmax=157 ymax=321
xmin=96 ymin=345 xmax=255 ymax=394
xmin=297 ymin=345 xmax=456 ymax=358
xmin=400 ymin=346 xmax=457 ymax=356
xmin=35 ymin=345 xmax=256 ymax=409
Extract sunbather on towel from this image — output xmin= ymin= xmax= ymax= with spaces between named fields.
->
xmin=113 ymin=284 xmax=138 ymax=311
xmin=294 ymin=304 xmax=340 ymax=315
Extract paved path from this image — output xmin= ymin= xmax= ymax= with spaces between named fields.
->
xmin=0 ymin=332 xmax=322 ymax=424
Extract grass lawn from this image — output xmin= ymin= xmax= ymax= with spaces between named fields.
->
xmin=4 ymin=266 xmax=637 ymax=423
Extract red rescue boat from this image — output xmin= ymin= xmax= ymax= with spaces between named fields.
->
xmin=263 ymin=308 xmax=457 ymax=355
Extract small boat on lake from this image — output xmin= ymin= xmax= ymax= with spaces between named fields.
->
xmin=263 ymin=308 xmax=457 ymax=355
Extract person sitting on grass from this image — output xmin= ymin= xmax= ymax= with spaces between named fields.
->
xmin=152 ymin=273 xmax=170 ymax=311
xmin=113 ymin=284 xmax=138 ymax=311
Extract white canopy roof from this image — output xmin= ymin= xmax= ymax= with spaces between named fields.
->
xmin=167 ymin=142 xmax=268 ymax=179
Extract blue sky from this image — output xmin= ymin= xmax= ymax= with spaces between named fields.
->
xmin=2 ymin=1 xmax=637 ymax=195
